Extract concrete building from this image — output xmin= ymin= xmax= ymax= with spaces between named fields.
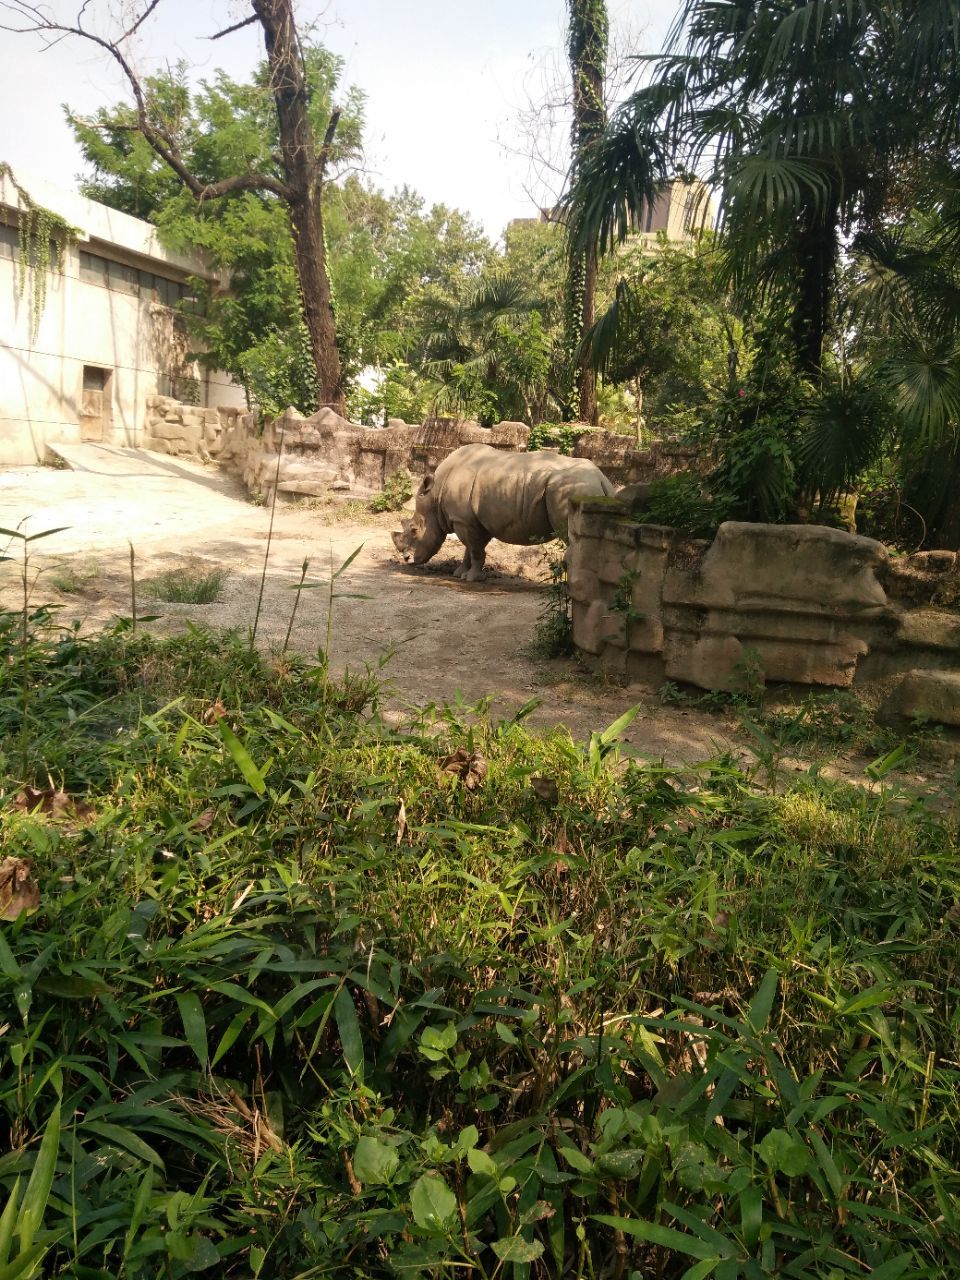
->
xmin=0 ymin=172 xmax=244 ymax=465
xmin=510 ymin=178 xmax=715 ymax=245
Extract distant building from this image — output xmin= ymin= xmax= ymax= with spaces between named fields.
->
xmin=508 ymin=178 xmax=714 ymax=246
xmin=0 ymin=172 xmax=244 ymax=466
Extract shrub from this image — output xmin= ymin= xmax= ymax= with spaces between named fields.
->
xmin=632 ymin=472 xmax=733 ymax=538
xmin=369 ymin=468 xmax=414 ymax=512
xmin=531 ymin=548 xmax=573 ymax=656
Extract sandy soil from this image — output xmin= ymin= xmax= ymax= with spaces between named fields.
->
xmin=5 ymin=446 xmax=955 ymax=790
xmin=0 ymin=445 xmax=742 ymax=762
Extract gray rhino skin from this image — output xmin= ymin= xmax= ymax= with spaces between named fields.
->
xmin=391 ymin=442 xmax=616 ymax=582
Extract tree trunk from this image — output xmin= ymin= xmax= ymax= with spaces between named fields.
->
xmin=792 ymin=197 xmax=840 ymax=379
xmin=566 ymin=0 xmax=608 ymax=425
xmin=633 ymin=377 xmax=644 ymax=443
xmin=578 ymin=241 xmax=599 ymax=423
xmin=253 ymin=0 xmax=344 ymax=413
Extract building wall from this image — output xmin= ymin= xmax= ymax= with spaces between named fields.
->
xmin=0 ymin=173 xmax=244 ymax=465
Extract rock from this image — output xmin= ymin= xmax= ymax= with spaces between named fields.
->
xmin=909 ymin=550 xmax=957 ymax=572
xmin=881 ymin=669 xmax=960 ymax=726
xmin=331 ymin=479 xmax=351 ymax=491
xmin=896 ymin=610 xmax=960 ymax=653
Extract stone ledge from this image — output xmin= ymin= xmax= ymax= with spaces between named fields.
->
xmin=880 ymin=669 xmax=960 ymax=726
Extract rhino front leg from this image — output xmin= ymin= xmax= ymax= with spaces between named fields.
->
xmin=454 ymin=525 xmax=490 ymax=582
xmin=453 ymin=544 xmax=472 ymax=579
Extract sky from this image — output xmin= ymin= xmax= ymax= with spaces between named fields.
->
xmin=0 ymin=0 xmax=682 ymax=238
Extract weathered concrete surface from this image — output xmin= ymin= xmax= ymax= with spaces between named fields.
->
xmin=880 ymin=669 xmax=960 ymax=726
xmin=142 ymin=395 xmax=705 ymax=505
xmin=568 ymin=498 xmax=960 ymax=715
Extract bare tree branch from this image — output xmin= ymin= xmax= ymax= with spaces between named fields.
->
xmin=316 ymin=106 xmax=341 ymax=174
xmin=119 ymin=0 xmax=163 ymax=42
xmin=208 ymin=13 xmax=258 ymax=40
xmin=0 ymin=1 xmax=294 ymax=202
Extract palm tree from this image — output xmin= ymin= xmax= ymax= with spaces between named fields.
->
xmin=569 ymin=1 xmax=960 ymax=379
xmin=565 ymin=0 xmax=609 ymax=425
xmin=850 ymin=185 xmax=960 ymax=542
xmin=412 ymin=273 xmax=559 ymax=425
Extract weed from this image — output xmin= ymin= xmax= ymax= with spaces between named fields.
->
xmin=609 ymin=567 xmax=646 ymax=622
xmin=49 ymin=559 xmax=100 ymax=593
xmin=142 ymin=563 xmax=228 ymax=604
xmin=370 ymin=467 xmax=413 ymax=513
xmin=531 ymin=548 xmax=573 ymax=657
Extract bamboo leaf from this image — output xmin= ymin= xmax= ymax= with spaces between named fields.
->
xmin=334 ymin=986 xmax=364 ymax=1078
xmin=82 ymin=1121 xmax=164 ymax=1169
xmin=592 ymin=1215 xmax=722 ymax=1261
xmin=24 ymin=527 xmax=70 ymax=542
xmin=175 ymin=991 xmax=209 ymax=1069
xmin=217 ymin=721 xmax=266 ymax=795
xmin=331 ymin=543 xmax=365 ymax=579
xmin=17 ymin=1102 xmax=60 ymax=1250
xmin=0 ymin=1180 xmax=20 ymax=1265
xmin=746 ymin=969 xmax=779 ymax=1033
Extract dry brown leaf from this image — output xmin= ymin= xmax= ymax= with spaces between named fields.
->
xmin=396 ymin=797 xmax=407 ymax=846
xmin=440 ymin=747 xmax=488 ymax=791
xmin=202 ymin=699 xmax=228 ymax=724
xmin=529 ymin=775 xmax=559 ymax=805
xmin=0 ymin=858 xmax=40 ymax=921
xmin=13 ymin=786 xmax=94 ymax=823
xmin=192 ymin=807 xmax=216 ymax=831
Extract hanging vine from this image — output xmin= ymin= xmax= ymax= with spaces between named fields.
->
xmin=0 ymin=163 xmax=79 ymax=344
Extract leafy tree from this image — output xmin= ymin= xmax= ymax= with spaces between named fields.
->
xmin=324 ymin=181 xmax=491 ymax=388
xmin=4 ymin=0 xmax=360 ymax=411
xmin=413 ymin=272 xmax=554 ymax=425
xmin=69 ymin=51 xmax=361 ymax=418
xmin=68 ymin=62 xmax=491 ymax=422
xmin=567 ymin=0 xmax=960 ymax=539
xmin=586 ymin=232 xmax=743 ymax=436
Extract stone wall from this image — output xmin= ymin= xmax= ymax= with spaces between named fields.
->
xmin=142 ymin=396 xmax=699 ymax=501
xmin=143 ymin=396 xmax=242 ymax=460
xmin=567 ymin=496 xmax=960 ymax=720
xmin=571 ymin=434 xmax=700 ymax=487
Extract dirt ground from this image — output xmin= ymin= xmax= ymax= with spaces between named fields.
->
xmin=5 ymin=446 xmax=955 ymax=789
xmin=0 ymin=445 xmax=746 ymax=762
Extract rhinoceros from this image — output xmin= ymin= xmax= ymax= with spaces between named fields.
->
xmin=391 ymin=443 xmax=616 ymax=581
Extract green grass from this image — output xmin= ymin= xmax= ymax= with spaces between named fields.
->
xmin=141 ymin=564 xmax=229 ymax=604
xmin=1 ymin=612 xmax=959 ymax=1277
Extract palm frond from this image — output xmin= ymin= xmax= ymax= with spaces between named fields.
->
xmin=566 ymin=95 xmax=671 ymax=256
xmin=796 ymin=377 xmax=891 ymax=499
xmin=876 ymin=335 xmax=960 ymax=443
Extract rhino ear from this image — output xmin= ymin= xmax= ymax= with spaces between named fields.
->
xmin=420 ymin=474 xmax=435 ymax=495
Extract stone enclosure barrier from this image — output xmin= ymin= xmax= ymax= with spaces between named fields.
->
xmin=143 ymin=397 xmax=695 ymax=501
xmin=567 ymin=495 xmax=960 ymax=724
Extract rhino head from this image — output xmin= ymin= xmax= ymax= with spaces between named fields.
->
xmin=391 ymin=474 xmax=447 ymax=565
